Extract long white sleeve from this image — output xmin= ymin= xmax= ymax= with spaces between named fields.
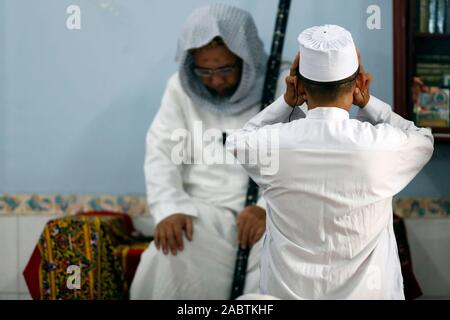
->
xmin=357 ymin=95 xmax=434 ymax=194
xmin=357 ymin=95 xmax=434 ymax=137
xmin=225 ymin=95 xmax=304 ymax=159
xmin=226 ymin=95 xmax=306 ymax=188
xmin=144 ymin=79 xmax=198 ymax=226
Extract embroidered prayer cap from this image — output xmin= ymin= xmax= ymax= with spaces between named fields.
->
xmin=297 ymin=25 xmax=359 ymax=83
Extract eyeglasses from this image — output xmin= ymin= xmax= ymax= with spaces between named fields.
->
xmin=193 ymin=62 xmax=239 ymax=77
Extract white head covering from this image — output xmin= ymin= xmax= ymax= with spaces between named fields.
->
xmin=297 ymin=25 xmax=359 ymax=83
xmin=176 ymin=4 xmax=267 ymax=115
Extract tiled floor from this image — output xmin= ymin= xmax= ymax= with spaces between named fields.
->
xmin=0 ymin=293 xmax=19 ymax=300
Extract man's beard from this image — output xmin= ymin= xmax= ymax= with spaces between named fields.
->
xmin=206 ymin=84 xmax=239 ymax=99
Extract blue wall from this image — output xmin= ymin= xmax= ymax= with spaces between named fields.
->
xmin=401 ymin=145 xmax=450 ymax=196
xmin=0 ymin=0 xmax=447 ymax=196
xmin=0 ymin=1 xmax=5 ymax=192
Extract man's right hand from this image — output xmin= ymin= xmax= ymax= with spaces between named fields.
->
xmin=154 ymin=213 xmax=193 ymax=256
xmin=284 ymin=52 xmax=305 ymax=107
xmin=353 ymin=49 xmax=372 ymax=108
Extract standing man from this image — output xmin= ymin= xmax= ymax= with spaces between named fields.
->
xmin=227 ymin=25 xmax=434 ymax=299
xmin=131 ymin=4 xmax=287 ymax=299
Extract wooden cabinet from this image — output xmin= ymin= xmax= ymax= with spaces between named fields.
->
xmin=394 ymin=0 xmax=450 ymax=142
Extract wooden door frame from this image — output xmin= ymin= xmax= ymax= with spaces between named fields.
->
xmin=393 ymin=0 xmax=410 ymax=117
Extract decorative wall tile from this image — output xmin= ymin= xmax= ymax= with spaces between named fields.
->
xmin=394 ymin=197 xmax=450 ymax=219
xmin=0 ymin=194 xmax=149 ymax=217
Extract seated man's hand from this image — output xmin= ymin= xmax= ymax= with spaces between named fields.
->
xmin=236 ymin=206 xmax=266 ymax=249
xmin=154 ymin=213 xmax=193 ymax=256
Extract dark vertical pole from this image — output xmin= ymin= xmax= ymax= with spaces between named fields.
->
xmin=229 ymin=0 xmax=292 ymax=300
xmin=393 ymin=0 xmax=409 ymax=118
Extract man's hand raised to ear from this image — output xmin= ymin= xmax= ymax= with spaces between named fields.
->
xmin=353 ymin=49 xmax=372 ymax=108
xmin=284 ymin=53 xmax=306 ymax=108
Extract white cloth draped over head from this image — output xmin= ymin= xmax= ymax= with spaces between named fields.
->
xmin=175 ymin=3 xmax=268 ymax=115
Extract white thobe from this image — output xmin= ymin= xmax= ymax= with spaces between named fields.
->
xmin=130 ymin=72 xmax=286 ymax=299
xmin=226 ymin=95 xmax=434 ymax=299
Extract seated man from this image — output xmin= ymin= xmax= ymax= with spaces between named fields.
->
xmin=227 ymin=25 xmax=434 ymax=299
xmin=130 ymin=4 xmax=287 ymax=299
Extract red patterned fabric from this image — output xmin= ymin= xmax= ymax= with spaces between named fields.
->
xmin=23 ymin=211 xmax=150 ymax=300
xmin=115 ymin=243 xmax=149 ymax=290
xmin=23 ymin=246 xmax=42 ymax=300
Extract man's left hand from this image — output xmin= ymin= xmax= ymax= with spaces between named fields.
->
xmin=236 ymin=206 xmax=266 ymax=249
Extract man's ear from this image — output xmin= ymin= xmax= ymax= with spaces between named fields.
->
xmin=354 ymin=73 xmax=363 ymax=94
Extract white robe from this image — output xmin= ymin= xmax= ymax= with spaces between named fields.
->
xmin=226 ymin=96 xmax=434 ymax=299
xmin=130 ymin=72 xmax=286 ymax=299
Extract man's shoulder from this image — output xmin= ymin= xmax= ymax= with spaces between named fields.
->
xmin=275 ymin=118 xmax=407 ymax=151
xmin=166 ymin=72 xmax=182 ymax=90
xmin=349 ymin=119 xmax=408 ymax=149
xmin=163 ymin=72 xmax=191 ymax=101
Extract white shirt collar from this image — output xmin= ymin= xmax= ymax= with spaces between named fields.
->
xmin=306 ymin=107 xmax=350 ymax=120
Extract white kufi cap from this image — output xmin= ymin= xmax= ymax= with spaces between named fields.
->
xmin=298 ymin=24 xmax=359 ymax=82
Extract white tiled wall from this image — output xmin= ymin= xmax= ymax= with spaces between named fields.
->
xmin=19 ymin=293 xmax=32 ymax=300
xmin=0 ymin=293 xmax=19 ymax=300
xmin=406 ymin=219 xmax=450 ymax=298
xmin=0 ymin=214 xmax=60 ymax=300
xmin=0 ymin=216 xmax=19 ymax=294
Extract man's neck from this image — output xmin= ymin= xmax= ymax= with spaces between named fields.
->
xmin=307 ymin=99 xmax=352 ymax=112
